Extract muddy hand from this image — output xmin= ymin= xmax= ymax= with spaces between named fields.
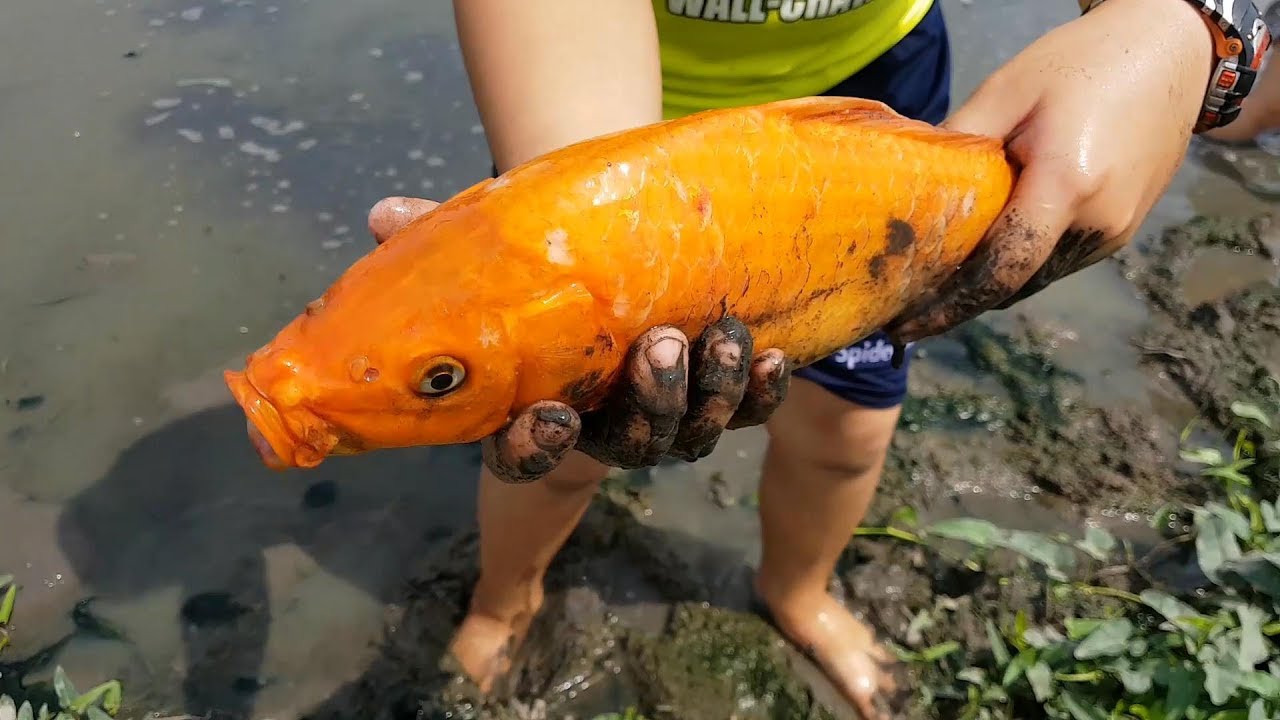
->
xmin=368 ymin=196 xmax=792 ymax=483
xmin=884 ymin=0 xmax=1216 ymax=344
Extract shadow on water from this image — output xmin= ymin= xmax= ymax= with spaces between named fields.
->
xmin=53 ymin=403 xmax=481 ymax=718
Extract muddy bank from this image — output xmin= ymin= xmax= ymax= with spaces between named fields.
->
xmin=1116 ymin=213 xmax=1280 ymax=430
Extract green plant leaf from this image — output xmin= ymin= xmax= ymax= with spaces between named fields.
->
xmin=890 ymin=505 xmax=919 ymax=529
xmin=1076 ymin=526 xmax=1118 ymax=561
xmin=52 ymin=668 xmax=78 ymax=710
xmin=1204 ymin=658 xmax=1244 ymax=706
xmin=1165 ymin=664 xmax=1201 ymax=720
xmin=1027 ymin=661 xmax=1054 ymax=702
xmin=1230 ymin=401 xmax=1273 ymax=428
xmin=1220 ymin=552 xmax=1280 ymax=598
xmin=925 ymin=517 xmax=1005 ymax=547
xmin=1206 ymin=501 xmax=1255 ymax=540
xmin=1141 ymin=590 xmax=1205 ymax=632
xmin=0 ymin=583 xmax=16 ymax=626
xmin=1249 ymin=699 xmax=1268 ymax=720
xmin=957 ymin=667 xmax=986 ymax=685
xmin=1236 ymin=605 xmax=1269 ymax=670
xmin=1004 ymin=530 xmax=1076 ymax=580
xmin=1060 ymin=689 xmax=1108 ymax=720
xmin=15 ymin=703 xmax=30 ymax=720
xmin=1195 ymin=508 xmax=1243 ymax=582
xmin=1066 ymin=618 xmax=1105 ymax=640
xmin=985 ymin=617 xmax=1011 ymax=666
xmin=921 ymin=640 xmax=961 ymax=662
xmin=1 ymin=695 xmax=15 ymax=720
xmin=1261 ymin=501 xmax=1280 ymax=534
xmin=1181 ymin=447 xmax=1225 ymax=466
xmin=1075 ymin=618 xmax=1134 ymax=660
xmin=1003 ymin=648 xmax=1035 ymax=687
xmin=1118 ymin=660 xmax=1156 ymax=694
xmin=1239 ymin=669 xmax=1280 ymax=699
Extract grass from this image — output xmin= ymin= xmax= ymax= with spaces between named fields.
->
xmin=0 ymin=576 xmax=124 ymax=720
xmin=860 ymin=395 xmax=1280 ymax=720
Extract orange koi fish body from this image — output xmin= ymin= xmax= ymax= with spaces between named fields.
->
xmin=224 ymin=97 xmax=1017 ymax=470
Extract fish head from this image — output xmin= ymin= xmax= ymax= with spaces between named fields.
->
xmin=224 ymin=293 xmax=520 ymax=470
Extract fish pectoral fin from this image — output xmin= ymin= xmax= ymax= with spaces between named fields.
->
xmin=507 ymin=283 xmax=620 ymax=406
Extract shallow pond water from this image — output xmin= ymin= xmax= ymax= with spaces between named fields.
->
xmin=0 ymin=1 xmax=1277 ymax=718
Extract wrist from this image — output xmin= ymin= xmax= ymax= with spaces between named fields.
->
xmin=1082 ymin=0 xmax=1272 ymax=132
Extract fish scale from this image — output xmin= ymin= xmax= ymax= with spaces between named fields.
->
xmin=225 ymin=96 xmax=1017 ymax=470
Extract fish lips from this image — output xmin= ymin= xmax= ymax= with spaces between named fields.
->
xmin=223 ymin=369 xmax=338 ymax=469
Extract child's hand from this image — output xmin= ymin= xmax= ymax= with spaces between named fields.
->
xmin=887 ymin=0 xmax=1216 ymax=342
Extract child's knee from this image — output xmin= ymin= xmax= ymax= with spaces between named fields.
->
xmin=767 ymin=378 xmax=900 ymax=478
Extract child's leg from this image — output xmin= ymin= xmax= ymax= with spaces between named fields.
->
xmin=449 ymin=451 xmax=608 ymax=689
xmin=754 ymin=335 xmax=908 ymax=720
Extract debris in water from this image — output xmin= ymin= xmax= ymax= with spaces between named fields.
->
xmin=404 ymin=70 xmax=424 ymax=83
xmin=297 ymin=138 xmax=317 ymax=151
xmin=250 ymin=115 xmax=306 ymax=136
xmin=152 ymin=97 xmax=181 ymax=110
xmin=218 ymin=125 xmax=235 ymax=139
xmin=368 ymin=47 xmax=383 ymax=58
xmin=180 ymin=6 xmax=204 ymax=21
xmin=177 ymin=128 xmax=204 ymax=143
xmin=426 ymin=155 xmax=445 ymax=167
xmin=143 ymin=111 xmax=169 ymax=127
xmin=239 ymin=141 xmax=281 ymax=163
xmin=407 ymin=149 xmax=424 ymax=161
xmin=177 ymin=77 xmax=232 ymax=88
xmin=349 ymin=92 xmax=365 ymax=103
xmin=14 ymin=395 xmax=44 ymax=411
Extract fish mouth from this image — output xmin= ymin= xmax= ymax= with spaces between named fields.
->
xmin=223 ymin=369 xmax=335 ymax=470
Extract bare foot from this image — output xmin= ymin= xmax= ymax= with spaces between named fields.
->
xmin=758 ymin=586 xmax=897 ymax=720
xmin=447 ymin=586 xmax=544 ymax=693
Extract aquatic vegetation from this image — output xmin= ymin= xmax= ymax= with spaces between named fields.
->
xmin=863 ymin=395 xmax=1280 ymax=719
xmin=0 ymin=577 xmax=123 ymax=720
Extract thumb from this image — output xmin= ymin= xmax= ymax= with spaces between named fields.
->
xmin=367 ymin=196 xmax=440 ymax=245
xmin=885 ymin=161 xmax=1076 ymax=342
xmin=939 ymin=71 xmax=1035 ymax=140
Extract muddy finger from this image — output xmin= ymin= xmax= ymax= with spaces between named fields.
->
xmin=576 ymin=327 xmax=689 ymax=469
xmin=726 ymin=349 xmax=789 ymax=429
xmin=367 ymin=196 xmax=441 ymax=245
xmin=668 ymin=317 xmax=753 ymax=462
xmin=995 ymin=227 xmax=1115 ymax=310
xmin=481 ymin=401 xmax=582 ymax=483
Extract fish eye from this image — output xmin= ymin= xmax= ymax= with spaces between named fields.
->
xmin=416 ymin=356 xmax=466 ymax=397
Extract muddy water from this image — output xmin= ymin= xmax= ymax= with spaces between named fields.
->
xmin=0 ymin=1 xmax=1275 ymax=718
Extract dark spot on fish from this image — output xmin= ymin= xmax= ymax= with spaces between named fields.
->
xmin=584 ymin=346 xmax=595 ymax=357
xmin=847 ymin=236 xmax=859 ymax=255
xmin=886 ymin=219 xmax=915 ymax=256
xmin=14 ymin=395 xmax=44 ymax=411
xmin=869 ymin=255 xmax=887 ymax=280
xmin=561 ymin=370 xmax=605 ymax=405
xmin=180 ymin=592 xmax=250 ymax=628
xmin=302 ymin=480 xmax=338 ymax=509
xmin=595 ymin=331 xmax=615 ymax=352
xmin=719 ymin=294 xmax=729 ymax=319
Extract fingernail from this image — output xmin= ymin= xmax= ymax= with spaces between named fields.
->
xmin=646 ymin=337 xmax=685 ymax=369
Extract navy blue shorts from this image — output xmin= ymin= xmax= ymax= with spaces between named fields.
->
xmin=793 ymin=0 xmax=951 ymax=409
xmin=487 ymin=0 xmax=950 ymax=410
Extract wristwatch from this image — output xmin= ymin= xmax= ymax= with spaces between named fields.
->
xmin=1080 ymin=0 xmax=1272 ymax=133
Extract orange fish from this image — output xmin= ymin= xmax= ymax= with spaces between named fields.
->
xmin=225 ymin=96 xmax=1016 ymax=470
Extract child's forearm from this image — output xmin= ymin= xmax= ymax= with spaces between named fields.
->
xmin=452 ymin=0 xmax=664 ymax=174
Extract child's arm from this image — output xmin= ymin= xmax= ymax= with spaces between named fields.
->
xmin=452 ymin=0 xmax=664 ymax=173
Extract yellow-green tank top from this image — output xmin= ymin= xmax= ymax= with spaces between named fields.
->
xmin=652 ymin=0 xmax=936 ymax=118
